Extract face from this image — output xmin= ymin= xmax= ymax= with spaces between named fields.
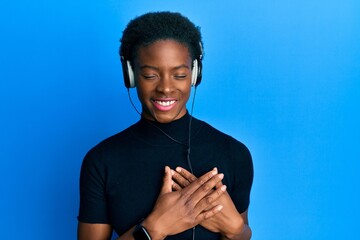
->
xmin=134 ymin=40 xmax=193 ymax=123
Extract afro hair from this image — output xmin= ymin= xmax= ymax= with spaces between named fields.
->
xmin=120 ymin=11 xmax=203 ymax=64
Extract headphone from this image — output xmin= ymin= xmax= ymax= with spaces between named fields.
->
xmin=123 ymin=42 xmax=203 ymax=240
xmin=120 ymin=42 xmax=203 ymax=88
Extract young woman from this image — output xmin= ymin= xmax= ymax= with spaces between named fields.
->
xmin=78 ymin=11 xmax=253 ymax=240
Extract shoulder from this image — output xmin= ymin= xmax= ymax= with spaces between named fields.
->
xmin=82 ymin=121 xmax=139 ymax=165
xmin=195 ymin=118 xmax=250 ymax=152
xmin=193 ymin=117 xmax=253 ymax=168
xmin=193 ymin=118 xmax=253 ymax=193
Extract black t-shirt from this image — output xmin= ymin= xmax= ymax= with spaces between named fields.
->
xmin=78 ymin=113 xmax=253 ymax=239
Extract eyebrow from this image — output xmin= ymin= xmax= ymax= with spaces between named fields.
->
xmin=139 ymin=64 xmax=189 ymax=71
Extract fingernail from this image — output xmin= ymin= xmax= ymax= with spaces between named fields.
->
xmin=218 ymin=173 xmax=224 ymax=180
xmin=171 ymin=170 xmax=175 ymax=176
xmin=176 ymin=167 xmax=182 ymax=172
xmin=217 ymin=205 xmax=223 ymax=211
xmin=221 ymin=185 xmax=227 ymax=191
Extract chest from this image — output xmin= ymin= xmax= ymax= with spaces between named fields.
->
xmin=104 ymin=144 xmax=231 ymax=239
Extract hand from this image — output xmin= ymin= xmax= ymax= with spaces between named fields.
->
xmin=171 ymin=167 xmax=245 ymax=238
xmin=142 ymin=166 xmax=227 ymax=240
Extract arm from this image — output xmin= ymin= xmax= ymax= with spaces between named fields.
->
xmin=136 ymin=166 xmax=226 ymax=240
xmin=221 ymin=210 xmax=252 ymax=240
xmin=77 ymin=214 xmax=252 ymax=240
xmin=78 ymin=166 xmax=227 ymax=240
xmin=77 ymin=223 xmax=112 ymax=240
xmin=77 ymin=222 xmax=136 ymax=240
xmin=172 ymin=167 xmax=252 ymax=240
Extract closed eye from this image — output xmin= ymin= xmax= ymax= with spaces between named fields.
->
xmin=142 ymin=75 xmax=157 ymax=80
xmin=174 ymin=75 xmax=187 ymax=79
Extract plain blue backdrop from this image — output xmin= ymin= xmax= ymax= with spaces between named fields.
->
xmin=1 ymin=0 xmax=359 ymax=239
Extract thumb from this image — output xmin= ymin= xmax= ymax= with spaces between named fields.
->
xmin=160 ymin=166 xmax=173 ymax=194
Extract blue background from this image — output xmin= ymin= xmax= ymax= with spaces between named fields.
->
xmin=1 ymin=0 xmax=359 ymax=239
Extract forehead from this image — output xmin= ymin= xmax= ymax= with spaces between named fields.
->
xmin=135 ymin=40 xmax=192 ymax=66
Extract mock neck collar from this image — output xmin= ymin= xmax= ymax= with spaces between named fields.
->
xmin=132 ymin=112 xmax=199 ymax=146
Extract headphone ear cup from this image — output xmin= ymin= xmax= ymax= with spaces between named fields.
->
xmin=121 ymin=60 xmax=136 ymax=88
xmin=191 ymin=59 xmax=202 ymax=86
xmin=126 ymin=61 xmax=136 ymax=88
xmin=196 ymin=59 xmax=202 ymax=86
xmin=191 ymin=60 xmax=198 ymax=86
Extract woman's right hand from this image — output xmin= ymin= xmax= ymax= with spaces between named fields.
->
xmin=142 ymin=166 xmax=226 ymax=240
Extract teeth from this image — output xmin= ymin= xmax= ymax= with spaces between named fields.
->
xmin=156 ymin=100 xmax=176 ymax=106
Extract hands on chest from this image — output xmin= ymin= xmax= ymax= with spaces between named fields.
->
xmin=142 ymin=166 xmax=246 ymax=240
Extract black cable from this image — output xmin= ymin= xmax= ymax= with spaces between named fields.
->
xmin=127 ymin=88 xmax=197 ymax=151
xmin=188 ymin=88 xmax=197 ymax=240
xmin=127 ymin=87 xmax=198 ymax=240
xmin=127 ymin=89 xmax=142 ymax=116
xmin=186 ymin=87 xmax=197 ymax=174
xmin=127 ymin=89 xmax=185 ymax=146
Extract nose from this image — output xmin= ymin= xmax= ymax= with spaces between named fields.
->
xmin=156 ymin=74 xmax=173 ymax=94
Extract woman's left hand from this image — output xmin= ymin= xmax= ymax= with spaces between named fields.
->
xmin=171 ymin=167 xmax=245 ymax=239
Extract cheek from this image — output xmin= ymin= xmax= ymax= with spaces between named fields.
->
xmin=180 ymin=85 xmax=191 ymax=98
xmin=136 ymin=81 xmax=150 ymax=94
xmin=177 ymin=80 xmax=191 ymax=93
xmin=135 ymin=86 xmax=147 ymax=103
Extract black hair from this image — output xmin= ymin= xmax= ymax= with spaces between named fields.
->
xmin=120 ymin=11 xmax=203 ymax=64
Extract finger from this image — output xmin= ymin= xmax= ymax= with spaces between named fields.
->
xmin=195 ymin=204 xmax=223 ymax=223
xmin=215 ymin=180 xmax=224 ymax=189
xmin=176 ymin=167 xmax=197 ymax=183
xmin=180 ymin=168 xmax=218 ymax=198
xmin=190 ymin=173 xmax=224 ymax=207
xmin=208 ymin=168 xmax=224 ymax=189
xmin=176 ymin=167 xmax=222 ymax=189
xmin=172 ymin=170 xmax=191 ymax=188
xmin=172 ymin=181 xmax=182 ymax=191
xmin=195 ymin=184 xmax=227 ymax=212
xmin=160 ymin=166 xmax=172 ymax=194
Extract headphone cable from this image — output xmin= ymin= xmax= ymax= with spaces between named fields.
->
xmin=127 ymin=87 xmax=197 ymax=240
xmin=127 ymin=88 xmax=197 ymax=152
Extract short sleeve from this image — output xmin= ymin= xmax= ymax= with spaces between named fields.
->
xmin=77 ymin=148 xmax=109 ymax=223
xmin=230 ymin=142 xmax=254 ymax=214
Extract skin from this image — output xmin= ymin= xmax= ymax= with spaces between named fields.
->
xmin=134 ymin=40 xmax=192 ymax=123
xmin=78 ymin=167 xmax=226 ymax=240
xmin=171 ymin=167 xmax=252 ymax=240
xmin=77 ymin=40 xmax=252 ymax=240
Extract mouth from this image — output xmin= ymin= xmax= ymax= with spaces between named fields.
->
xmin=152 ymin=99 xmax=177 ymax=111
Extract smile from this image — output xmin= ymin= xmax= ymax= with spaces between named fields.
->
xmin=155 ymin=100 xmax=176 ymax=106
xmin=152 ymin=99 xmax=177 ymax=111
